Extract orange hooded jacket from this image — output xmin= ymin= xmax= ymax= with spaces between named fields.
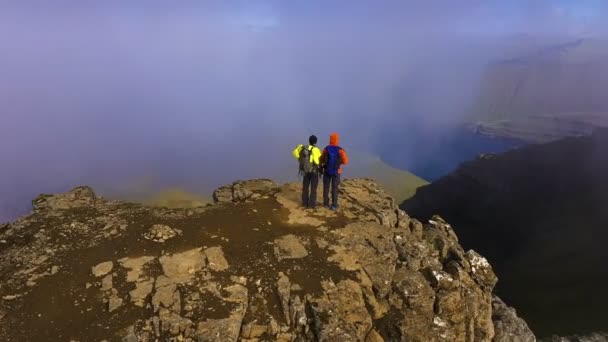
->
xmin=320 ymin=132 xmax=349 ymax=174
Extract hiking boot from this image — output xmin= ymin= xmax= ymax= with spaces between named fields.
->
xmin=330 ymin=205 xmax=338 ymax=211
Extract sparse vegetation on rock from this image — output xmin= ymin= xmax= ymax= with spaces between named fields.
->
xmin=0 ymin=178 xmax=533 ymax=341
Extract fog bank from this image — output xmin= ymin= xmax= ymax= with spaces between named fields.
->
xmin=1 ymin=1 xmax=607 ymax=220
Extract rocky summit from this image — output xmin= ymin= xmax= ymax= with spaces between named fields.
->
xmin=0 ymin=178 xmax=534 ymax=341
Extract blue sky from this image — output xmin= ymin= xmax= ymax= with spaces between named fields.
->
xmin=224 ymin=1 xmax=607 ymax=35
xmin=3 ymin=1 xmax=607 ymax=34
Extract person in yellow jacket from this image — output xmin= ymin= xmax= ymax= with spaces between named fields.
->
xmin=292 ymin=135 xmax=322 ymax=208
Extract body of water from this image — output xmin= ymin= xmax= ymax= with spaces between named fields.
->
xmin=376 ymin=126 xmax=522 ymax=182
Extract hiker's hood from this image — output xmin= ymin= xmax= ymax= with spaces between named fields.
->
xmin=329 ymin=133 xmax=339 ymax=146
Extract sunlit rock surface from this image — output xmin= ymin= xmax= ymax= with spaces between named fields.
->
xmin=0 ymin=178 xmax=532 ymax=341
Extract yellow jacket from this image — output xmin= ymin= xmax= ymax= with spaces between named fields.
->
xmin=292 ymin=144 xmax=321 ymax=166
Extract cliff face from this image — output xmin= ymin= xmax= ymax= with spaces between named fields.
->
xmin=0 ymin=179 xmax=532 ymax=341
xmin=403 ymin=131 xmax=608 ymax=337
xmin=470 ymin=39 xmax=608 ymax=142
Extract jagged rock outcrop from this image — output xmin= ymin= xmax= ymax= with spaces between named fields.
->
xmin=492 ymin=296 xmax=536 ymax=342
xmin=212 ymin=179 xmax=278 ymax=203
xmin=32 ymin=185 xmax=98 ymax=211
xmin=0 ymin=178 xmax=533 ymax=341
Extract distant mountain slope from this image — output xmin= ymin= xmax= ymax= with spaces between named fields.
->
xmin=402 ymin=130 xmax=608 ymax=337
xmin=470 ymin=38 xmax=608 ymax=142
xmin=470 ymin=112 xmax=608 ymax=143
xmin=346 ymin=150 xmax=428 ymax=202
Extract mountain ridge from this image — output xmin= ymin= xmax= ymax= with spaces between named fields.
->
xmin=403 ymin=129 xmax=608 ymax=337
xmin=0 ymin=178 xmax=532 ymax=341
xmin=470 ymin=38 xmax=608 ymax=143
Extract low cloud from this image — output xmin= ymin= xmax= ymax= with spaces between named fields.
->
xmin=1 ymin=1 xmax=606 ymax=220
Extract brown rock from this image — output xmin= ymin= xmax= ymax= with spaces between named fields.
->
xmin=0 ymin=179 xmax=534 ymax=342
xmin=108 ymin=295 xmax=123 ymax=312
xmin=129 ymin=279 xmax=154 ymax=307
xmin=195 ymin=312 xmax=246 ymax=341
xmin=241 ymin=322 xmax=267 ymax=339
xmin=119 ymin=256 xmax=155 ymax=282
xmin=101 ymin=274 xmax=113 ymax=291
xmin=492 ymin=296 xmax=535 ymax=342
xmin=152 ymin=276 xmax=181 ymax=313
xmin=329 ymin=222 xmax=398 ymax=298
xmin=277 ymin=273 xmax=291 ymax=325
xmin=309 ymin=280 xmax=373 ymax=341
xmin=158 ymin=308 xmax=193 ymax=337
xmin=204 ymin=246 xmax=229 ymax=271
xmin=465 ymin=250 xmax=498 ymax=290
xmin=274 ymin=235 xmax=308 ymax=261
xmin=33 ymin=186 xmax=98 ymax=211
xmin=51 ymin=265 xmax=60 ymax=275
xmin=143 ymin=224 xmax=181 ymax=243
xmin=212 ymin=179 xmax=277 ymax=203
xmin=91 ymin=261 xmax=113 ymax=277
xmin=366 ymin=329 xmax=385 ymax=342
xmin=159 ymin=248 xmax=206 ymax=283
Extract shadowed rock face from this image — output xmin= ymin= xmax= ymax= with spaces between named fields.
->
xmin=403 ymin=131 xmax=608 ymax=337
xmin=540 ymin=332 xmax=608 ymax=342
xmin=0 ymin=178 xmax=532 ymax=341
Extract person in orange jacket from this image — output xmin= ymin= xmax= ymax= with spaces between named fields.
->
xmin=320 ymin=132 xmax=349 ymax=210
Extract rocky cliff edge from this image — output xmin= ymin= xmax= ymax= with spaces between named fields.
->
xmin=0 ymin=178 xmax=534 ymax=341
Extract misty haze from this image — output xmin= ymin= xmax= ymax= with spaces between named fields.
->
xmin=0 ymin=2 xmax=552 ymax=220
xmin=1 ymin=1 xmax=608 ymax=341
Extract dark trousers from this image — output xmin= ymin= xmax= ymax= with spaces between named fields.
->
xmin=302 ymin=172 xmax=319 ymax=207
xmin=323 ymin=173 xmax=341 ymax=207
